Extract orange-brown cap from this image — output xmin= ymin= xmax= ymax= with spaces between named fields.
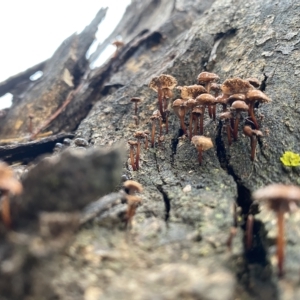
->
xmin=221 ymin=78 xmax=253 ymax=95
xmin=172 ymin=99 xmax=186 ymax=107
xmin=252 ymin=184 xmax=300 ymax=212
xmin=227 ymin=93 xmax=246 ymax=105
xmin=243 ymin=126 xmax=263 ymax=137
xmin=186 ymin=99 xmax=197 ymax=109
xmin=123 ymin=180 xmax=143 ymax=195
xmin=128 ymin=140 xmax=138 ymax=146
xmin=219 ymin=111 xmax=233 ymax=120
xmin=246 ymin=90 xmax=271 ymax=103
xmin=112 ymin=40 xmax=124 ymax=48
xmin=231 ymin=100 xmax=249 ymax=111
xmin=246 ymin=77 xmax=260 ymax=88
xmin=196 ymin=93 xmax=216 ymax=105
xmin=197 ymin=72 xmax=219 ymax=83
xmin=210 ymin=83 xmax=221 ymax=93
xmin=191 ymin=136 xmax=213 ymax=151
xmin=131 ymin=97 xmax=142 ymax=103
xmin=215 ymin=94 xmax=229 ymax=105
xmin=192 ymin=107 xmax=203 ymax=115
xmin=149 ymin=74 xmax=178 ymax=92
xmin=177 ymin=85 xmax=207 ymax=99
xmin=0 ymin=162 xmax=22 ymax=195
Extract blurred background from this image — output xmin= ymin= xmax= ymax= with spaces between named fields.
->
xmin=0 ymin=0 xmax=131 ymax=108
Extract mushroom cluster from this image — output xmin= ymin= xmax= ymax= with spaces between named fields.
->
xmin=127 ymin=72 xmax=271 ymax=169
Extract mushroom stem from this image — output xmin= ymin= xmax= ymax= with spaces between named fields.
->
xmin=180 ymin=115 xmax=187 ymax=134
xmin=193 ymin=115 xmax=198 ymax=136
xmin=135 ymin=140 xmax=141 ymax=170
xmin=250 ymin=136 xmax=257 ymax=161
xmin=165 ymin=115 xmax=169 ymax=134
xmin=158 ymin=87 xmax=164 ymax=120
xmin=189 ymin=114 xmax=193 ymax=140
xmin=159 ymin=118 xmax=163 ymax=137
xmin=134 ymin=102 xmax=138 ymax=115
xmin=1 ymin=192 xmax=11 ymax=228
xmin=151 ymin=121 xmax=156 ymax=148
xmin=233 ymin=111 xmax=241 ymax=141
xmin=198 ymin=145 xmax=203 ymax=165
xmin=277 ymin=205 xmax=285 ymax=277
xmin=248 ymin=103 xmax=259 ymax=129
xmin=208 ymin=105 xmax=213 ymax=119
xmin=129 ymin=146 xmax=136 ymax=171
xmin=200 ymin=106 xmax=205 ymax=135
xmin=144 ymin=136 xmax=148 ymax=150
xmin=246 ymin=214 xmax=254 ymax=250
xmin=212 ymin=105 xmax=216 ymax=121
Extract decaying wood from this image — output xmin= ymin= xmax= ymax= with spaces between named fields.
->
xmin=1 ymin=0 xmax=300 ymax=299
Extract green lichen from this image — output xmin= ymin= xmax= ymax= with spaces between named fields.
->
xmin=280 ymin=151 xmax=300 ymax=167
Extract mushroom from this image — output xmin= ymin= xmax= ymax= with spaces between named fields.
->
xmin=172 ymin=99 xmax=187 ymax=134
xmin=197 ymin=72 xmax=219 ymax=93
xmin=123 ymin=180 xmax=143 ymax=195
xmin=195 ymin=93 xmax=216 ymax=133
xmin=191 ymin=136 xmax=213 ymax=165
xmin=186 ymin=99 xmax=197 ymax=140
xmin=246 ymin=77 xmax=260 ymax=89
xmin=0 ymin=162 xmax=23 ymax=227
xmin=125 ymin=195 xmax=141 ymax=228
xmin=245 ymin=90 xmax=271 ymax=129
xmin=215 ymin=94 xmax=229 ymax=112
xmin=252 ymin=184 xmax=300 ymax=277
xmin=134 ymin=131 xmax=146 ymax=170
xmin=131 ymin=97 xmax=142 ymax=116
xmin=177 ymin=85 xmax=207 ymax=100
xmin=219 ymin=111 xmax=233 ymax=146
xmin=150 ymin=110 xmax=162 ymax=148
xmin=149 ymin=74 xmax=177 ymax=119
xmin=221 ymin=77 xmax=254 ymax=96
xmin=231 ymin=100 xmax=249 ymax=141
xmin=164 ymin=109 xmax=170 ymax=134
xmin=191 ymin=107 xmax=203 ymax=136
xmin=128 ymin=140 xmax=138 ymax=171
xmin=112 ymin=40 xmax=124 ymax=58
xmin=143 ymin=130 xmax=150 ymax=149
xmin=243 ymin=126 xmax=263 ymax=161
xmin=210 ymin=83 xmax=221 ymax=120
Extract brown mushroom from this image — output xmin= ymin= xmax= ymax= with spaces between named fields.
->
xmin=246 ymin=77 xmax=260 ymax=89
xmin=197 ymin=72 xmax=219 ymax=93
xmin=150 ymin=110 xmax=162 ymax=148
xmin=149 ymin=74 xmax=177 ymax=119
xmin=191 ymin=136 xmax=213 ymax=165
xmin=0 ymin=162 xmax=23 ymax=227
xmin=215 ymin=94 xmax=229 ymax=112
xmin=177 ymin=85 xmax=207 ymax=100
xmin=186 ymin=99 xmax=197 ymax=140
xmin=252 ymin=184 xmax=300 ymax=277
xmin=125 ymin=195 xmax=141 ymax=228
xmin=128 ymin=140 xmax=138 ymax=171
xmin=243 ymin=126 xmax=263 ymax=161
xmin=143 ymin=130 xmax=150 ymax=149
xmin=134 ymin=131 xmax=146 ymax=170
xmin=219 ymin=111 xmax=234 ymax=146
xmin=131 ymin=97 xmax=142 ymax=116
xmin=172 ymin=99 xmax=187 ymax=134
xmin=231 ymin=100 xmax=249 ymax=141
xmin=195 ymin=93 xmax=216 ymax=132
xmin=210 ymin=83 xmax=221 ymax=120
xmin=245 ymin=90 xmax=271 ymax=129
xmin=123 ymin=180 xmax=143 ymax=195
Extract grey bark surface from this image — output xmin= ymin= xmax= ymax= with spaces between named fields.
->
xmin=1 ymin=0 xmax=300 ymax=299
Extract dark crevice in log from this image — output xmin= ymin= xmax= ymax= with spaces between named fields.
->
xmin=156 ymin=185 xmax=171 ymax=222
xmin=0 ymin=133 xmax=74 ymax=163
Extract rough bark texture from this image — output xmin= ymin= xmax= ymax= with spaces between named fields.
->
xmin=1 ymin=0 xmax=300 ymax=299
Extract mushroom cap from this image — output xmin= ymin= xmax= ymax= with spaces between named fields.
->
xmin=243 ymin=126 xmax=263 ymax=137
xmin=177 ymin=85 xmax=207 ymax=99
xmin=246 ymin=90 xmax=271 ymax=103
xmin=252 ymin=184 xmax=300 ymax=213
xmin=197 ymin=72 xmax=219 ymax=83
xmin=172 ymin=99 xmax=186 ymax=107
xmin=227 ymin=93 xmax=246 ymax=105
xmin=131 ymin=97 xmax=142 ymax=103
xmin=186 ymin=98 xmax=197 ymax=108
xmin=196 ymin=93 xmax=216 ymax=105
xmin=192 ymin=107 xmax=203 ymax=115
xmin=134 ymin=131 xmax=145 ymax=139
xmin=221 ymin=78 xmax=253 ymax=95
xmin=219 ymin=111 xmax=233 ymax=120
xmin=231 ymin=100 xmax=249 ymax=111
xmin=0 ymin=162 xmax=22 ymax=195
xmin=191 ymin=136 xmax=213 ymax=151
xmin=123 ymin=180 xmax=143 ymax=194
xmin=246 ymin=77 xmax=260 ymax=88
xmin=128 ymin=140 xmax=138 ymax=146
xmin=112 ymin=40 xmax=124 ymax=47
xmin=162 ymin=88 xmax=173 ymax=98
xmin=149 ymin=74 xmax=178 ymax=92
xmin=215 ymin=94 xmax=229 ymax=105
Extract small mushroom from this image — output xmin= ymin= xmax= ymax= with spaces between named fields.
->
xmin=186 ymin=99 xmax=197 ymax=140
xmin=215 ymin=94 xmax=229 ymax=112
xmin=195 ymin=94 xmax=216 ymax=132
xmin=252 ymin=184 xmax=300 ymax=277
xmin=243 ymin=126 xmax=263 ymax=161
xmin=172 ymin=99 xmax=187 ymax=134
xmin=221 ymin=77 xmax=254 ymax=96
xmin=134 ymin=131 xmax=146 ymax=170
xmin=125 ymin=195 xmax=141 ymax=228
xmin=191 ymin=136 xmax=213 ymax=165
xmin=150 ymin=110 xmax=162 ymax=148
xmin=245 ymin=90 xmax=271 ymax=129
xmin=231 ymin=100 xmax=249 ymax=141
xmin=191 ymin=107 xmax=203 ymax=136
xmin=123 ymin=180 xmax=143 ymax=195
xmin=246 ymin=77 xmax=260 ymax=89
xmin=177 ymin=85 xmax=207 ymax=100
xmin=219 ymin=111 xmax=233 ymax=146
xmin=149 ymin=74 xmax=177 ymax=119
xmin=197 ymin=72 xmax=219 ymax=93
xmin=128 ymin=140 xmax=138 ymax=171
xmin=210 ymin=83 xmax=221 ymax=120
xmin=131 ymin=97 xmax=142 ymax=116
xmin=0 ymin=162 xmax=23 ymax=227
